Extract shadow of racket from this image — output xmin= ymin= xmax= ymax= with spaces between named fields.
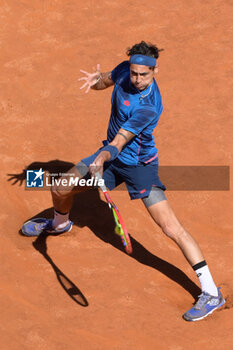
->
xmin=32 ymin=231 xmax=88 ymax=307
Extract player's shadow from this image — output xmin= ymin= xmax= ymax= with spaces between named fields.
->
xmin=72 ymin=190 xmax=201 ymax=300
xmin=26 ymin=190 xmax=201 ymax=302
xmin=7 ymin=159 xmax=75 ymax=186
xmin=10 ymin=160 xmax=201 ymax=303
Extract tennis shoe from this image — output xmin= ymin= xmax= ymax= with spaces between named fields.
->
xmin=21 ymin=218 xmax=73 ymax=236
xmin=183 ymin=287 xmax=225 ymax=321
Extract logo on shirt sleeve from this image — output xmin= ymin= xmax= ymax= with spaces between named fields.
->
xmin=124 ymin=100 xmax=130 ymax=106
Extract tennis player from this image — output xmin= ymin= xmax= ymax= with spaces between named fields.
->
xmin=23 ymin=41 xmax=225 ymax=321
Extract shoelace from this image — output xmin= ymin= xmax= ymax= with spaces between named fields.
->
xmin=194 ymin=292 xmax=212 ymax=310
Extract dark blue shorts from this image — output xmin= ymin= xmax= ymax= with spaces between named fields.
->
xmin=81 ymin=149 xmax=166 ymax=200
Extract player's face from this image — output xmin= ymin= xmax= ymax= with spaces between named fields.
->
xmin=130 ymin=64 xmax=156 ymax=91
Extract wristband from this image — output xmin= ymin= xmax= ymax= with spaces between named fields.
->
xmin=102 ymin=145 xmax=119 ymax=161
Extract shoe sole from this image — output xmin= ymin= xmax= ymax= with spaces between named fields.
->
xmin=45 ymin=223 xmax=73 ymax=234
xmin=183 ymin=298 xmax=226 ymax=322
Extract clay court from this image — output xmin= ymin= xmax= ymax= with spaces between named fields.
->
xmin=1 ymin=0 xmax=233 ymax=349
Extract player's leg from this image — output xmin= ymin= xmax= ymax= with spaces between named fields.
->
xmin=51 ymin=162 xmax=91 ymax=214
xmin=143 ymin=193 xmax=204 ymax=265
xmin=50 ymin=148 xmax=107 ymax=231
xmin=142 ymin=189 xmax=225 ymax=321
xmin=50 ymin=161 xmax=91 ymax=230
xmin=21 ymin=161 xmax=92 ymax=236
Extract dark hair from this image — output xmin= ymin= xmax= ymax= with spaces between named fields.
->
xmin=126 ymin=41 xmax=163 ymax=59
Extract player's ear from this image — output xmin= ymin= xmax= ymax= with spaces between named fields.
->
xmin=154 ymin=64 xmax=159 ymax=74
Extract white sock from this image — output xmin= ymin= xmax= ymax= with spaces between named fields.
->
xmin=193 ymin=261 xmax=218 ymax=297
xmin=52 ymin=210 xmax=70 ymax=230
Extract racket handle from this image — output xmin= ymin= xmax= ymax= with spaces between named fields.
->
xmin=95 ymin=171 xmax=107 ymax=192
xmin=95 ymin=172 xmax=112 ymax=209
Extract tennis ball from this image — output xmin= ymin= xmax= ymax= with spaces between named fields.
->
xmin=115 ymin=225 xmax=122 ymax=235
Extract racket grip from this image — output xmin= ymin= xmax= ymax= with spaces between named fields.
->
xmin=95 ymin=171 xmax=107 ymax=192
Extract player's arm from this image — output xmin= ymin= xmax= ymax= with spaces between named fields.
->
xmin=91 ymin=71 xmax=114 ymax=90
xmin=109 ymin=129 xmax=135 ymax=152
xmin=78 ymin=64 xmax=114 ymax=93
xmin=89 ymin=129 xmax=135 ymax=176
xmin=90 ymin=106 xmax=158 ymax=176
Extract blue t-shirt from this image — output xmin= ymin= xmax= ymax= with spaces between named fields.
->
xmin=106 ymin=61 xmax=163 ymax=166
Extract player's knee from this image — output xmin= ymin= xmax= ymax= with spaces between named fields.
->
xmin=161 ymin=220 xmax=185 ymax=241
xmin=51 ymin=184 xmax=72 ymax=199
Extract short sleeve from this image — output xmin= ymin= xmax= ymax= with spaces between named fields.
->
xmin=111 ymin=61 xmax=130 ymax=84
xmin=122 ymin=106 xmax=157 ymax=136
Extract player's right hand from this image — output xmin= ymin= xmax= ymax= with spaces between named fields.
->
xmin=78 ymin=64 xmax=101 ymax=93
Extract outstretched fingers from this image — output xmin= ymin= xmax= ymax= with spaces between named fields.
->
xmin=79 ymin=81 xmax=88 ymax=90
xmin=96 ymin=63 xmax=100 ymax=73
xmin=78 ymin=64 xmax=102 ymax=93
xmin=84 ymin=85 xmax=91 ymax=94
xmin=79 ymin=69 xmax=89 ymax=75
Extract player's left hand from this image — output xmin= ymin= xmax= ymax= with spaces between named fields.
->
xmin=78 ymin=64 xmax=101 ymax=93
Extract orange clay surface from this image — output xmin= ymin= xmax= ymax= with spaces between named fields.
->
xmin=1 ymin=1 xmax=233 ymax=349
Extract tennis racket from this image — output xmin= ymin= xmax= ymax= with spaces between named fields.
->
xmin=96 ymin=172 xmax=132 ymax=255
